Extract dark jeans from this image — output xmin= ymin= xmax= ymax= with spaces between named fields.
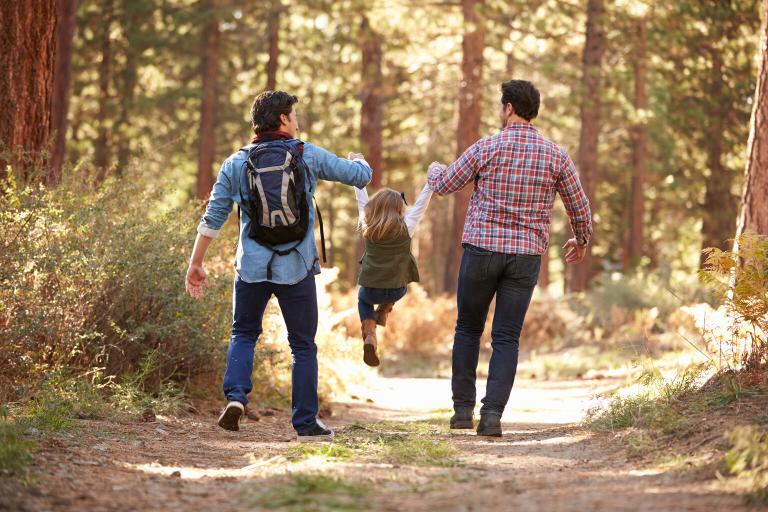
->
xmin=357 ymin=286 xmax=407 ymax=322
xmin=452 ymin=244 xmax=540 ymax=416
xmin=223 ymin=273 xmax=319 ymax=433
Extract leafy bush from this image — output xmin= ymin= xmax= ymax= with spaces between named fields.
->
xmin=0 ymin=407 xmax=33 ymax=475
xmin=574 ymin=272 xmax=718 ymax=335
xmin=701 ymin=232 xmax=768 ymax=371
xmin=725 ymin=425 xmax=768 ymax=504
xmin=0 ymin=170 xmax=232 ymax=402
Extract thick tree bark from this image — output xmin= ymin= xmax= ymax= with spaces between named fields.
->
xmin=360 ymin=15 xmax=384 ymax=189
xmin=49 ymin=0 xmax=78 ymax=187
xmin=196 ymin=0 xmax=220 ymax=200
xmin=0 ymin=0 xmax=58 ymax=183
xmin=266 ymin=3 xmax=279 ymax=91
xmin=444 ymin=0 xmax=485 ymax=293
xmin=735 ymin=0 xmax=768 ymax=238
xmin=114 ymin=1 xmax=144 ymax=176
xmin=626 ymin=16 xmax=647 ymax=269
xmin=566 ymin=0 xmax=603 ymax=292
xmin=700 ymin=50 xmax=737 ymax=265
xmin=94 ymin=2 xmax=113 ymax=181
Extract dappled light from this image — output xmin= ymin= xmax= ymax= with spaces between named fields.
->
xmin=2 ymin=0 xmax=768 ymax=510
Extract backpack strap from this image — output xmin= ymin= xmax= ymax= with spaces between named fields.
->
xmin=262 ymin=240 xmax=303 ymax=280
xmin=314 ymin=197 xmax=327 ymax=264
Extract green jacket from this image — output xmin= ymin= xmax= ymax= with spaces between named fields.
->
xmin=358 ymin=232 xmax=420 ymax=288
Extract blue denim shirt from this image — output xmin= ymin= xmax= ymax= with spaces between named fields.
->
xmin=197 ymin=141 xmax=372 ymax=284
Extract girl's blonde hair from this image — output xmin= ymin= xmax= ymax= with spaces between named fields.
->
xmin=362 ymin=188 xmax=407 ymax=242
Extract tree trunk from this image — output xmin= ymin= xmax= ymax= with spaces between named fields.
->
xmin=444 ymin=0 xmax=485 ymax=293
xmin=735 ymin=0 xmax=768 ymax=238
xmin=627 ymin=16 xmax=647 ymax=269
xmin=360 ymin=15 xmax=384 ymax=189
xmin=115 ymin=1 xmax=141 ymax=176
xmin=196 ymin=0 xmax=220 ymax=201
xmin=94 ymin=2 xmax=113 ymax=181
xmin=700 ymin=50 xmax=737 ymax=265
xmin=566 ymin=0 xmax=604 ymax=292
xmin=49 ymin=0 xmax=78 ymax=187
xmin=0 ymin=0 xmax=58 ymax=183
xmin=266 ymin=3 xmax=279 ymax=91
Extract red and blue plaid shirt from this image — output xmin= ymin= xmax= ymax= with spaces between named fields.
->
xmin=427 ymin=122 xmax=592 ymax=255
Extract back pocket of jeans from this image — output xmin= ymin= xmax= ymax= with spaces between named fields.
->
xmin=516 ymin=255 xmax=541 ymax=286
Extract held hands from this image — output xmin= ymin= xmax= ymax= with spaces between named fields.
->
xmin=562 ymin=238 xmax=587 ymax=264
xmin=348 ymin=152 xmax=365 ymax=161
xmin=428 ymin=161 xmax=446 ymax=173
xmin=185 ymin=264 xmax=209 ymax=300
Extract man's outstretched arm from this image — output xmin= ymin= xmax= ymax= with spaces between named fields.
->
xmin=306 ymin=143 xmax=372 ymax=188
xmin=427 ymin=142 xmax=482 ymax=196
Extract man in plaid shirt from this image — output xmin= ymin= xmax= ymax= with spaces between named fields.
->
xmin=428 ymin=80 xmax=593 ymax=437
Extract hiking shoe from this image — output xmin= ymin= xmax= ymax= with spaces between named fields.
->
xmin=450 ymin=408 xmax=474 ymax=429
xmin=362 ymin=319 xmax=380 ymax=367
xmin=375 ymin=303 xmax=394 ymax=327
xmin=218 ymin=401 xmax=244 ymax=431
xmin=297 ymin=420 xmax=334 ymax=442
xmin=476 ymin=413 xmax=502 ymax=437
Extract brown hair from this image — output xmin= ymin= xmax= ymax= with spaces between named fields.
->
xmin=362 ymin=188 xmax=407 ymax=242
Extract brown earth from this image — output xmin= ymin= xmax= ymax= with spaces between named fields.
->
xmin=3 ymin=376 xmax=761 ymax=512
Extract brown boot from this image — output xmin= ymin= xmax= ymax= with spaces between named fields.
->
xmin=375 ymin=303 xmax=394 ymax=327
xmin=361 ymin=319 xmax=380 ymax=367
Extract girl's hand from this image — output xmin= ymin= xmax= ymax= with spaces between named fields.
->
xmin=186 ymin=264 xmax=208 ymax=299
xmin=428 ymin=161 xmax=446 ymax=173
xmin=348 ymin=152 xmax=365 ymax=161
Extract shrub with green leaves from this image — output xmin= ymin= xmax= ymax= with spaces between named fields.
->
xmin=0 ymin=170 xmax=233 ymax=402
xmin=0 ymin=407 xmax=33 ymax=475
xmin=725 ymin=425 xmax=768 ymax=504
xmin=701 ymin=232 xmax=768 ymax=370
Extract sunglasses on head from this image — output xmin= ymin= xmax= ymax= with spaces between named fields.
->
xmin=400 ymin=191 xmax=408 ymax=205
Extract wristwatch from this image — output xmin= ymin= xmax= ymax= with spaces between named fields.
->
xmin=577 ymin=237 xmax=588 ymax=247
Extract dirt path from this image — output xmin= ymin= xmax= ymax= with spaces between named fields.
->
xmin=8 ymin=376 xmax=753 ymax=512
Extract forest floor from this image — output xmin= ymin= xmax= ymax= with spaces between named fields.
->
xmin=5 ymin=370 xmax=764 ymax=512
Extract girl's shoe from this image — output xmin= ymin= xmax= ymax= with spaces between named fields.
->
xmin=375 ymin=303 xmax=394 ymax=326
xmin=361 ymin=319 xmax=380 ymax=367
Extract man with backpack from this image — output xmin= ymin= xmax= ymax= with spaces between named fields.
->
xmin=185 ymin=91 xmax=372 ymax=441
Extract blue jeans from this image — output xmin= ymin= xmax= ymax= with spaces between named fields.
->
xmin=223 ymin=273 xmax=319 ymax=433
xmin=357 ymin=286 xmax=407 ymax=321
xmin=452 ymin=244 xmax=540 ymax=416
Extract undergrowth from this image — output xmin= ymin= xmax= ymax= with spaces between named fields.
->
xmin=287 ymin=419 xmax=459 ymax=468
xmin=725 ymin=425 xmax=768 ymax=504
xmin=247 ymin=473 xmax=369 ymax=512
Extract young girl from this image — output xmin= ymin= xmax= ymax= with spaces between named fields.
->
xmin=355 ymin=182 xmax=433 ymax=367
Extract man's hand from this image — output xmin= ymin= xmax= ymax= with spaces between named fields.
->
xmin=186 ymin=264 xmax=208 ymax=299
xmin=348 ymin=152 xmax=365 ymax=161
xmin=562 ymin=238 xmax=587 ymax=264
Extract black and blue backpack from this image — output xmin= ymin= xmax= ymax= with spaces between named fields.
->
xmin=239 ymin=138 xmax=325 ymax=279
